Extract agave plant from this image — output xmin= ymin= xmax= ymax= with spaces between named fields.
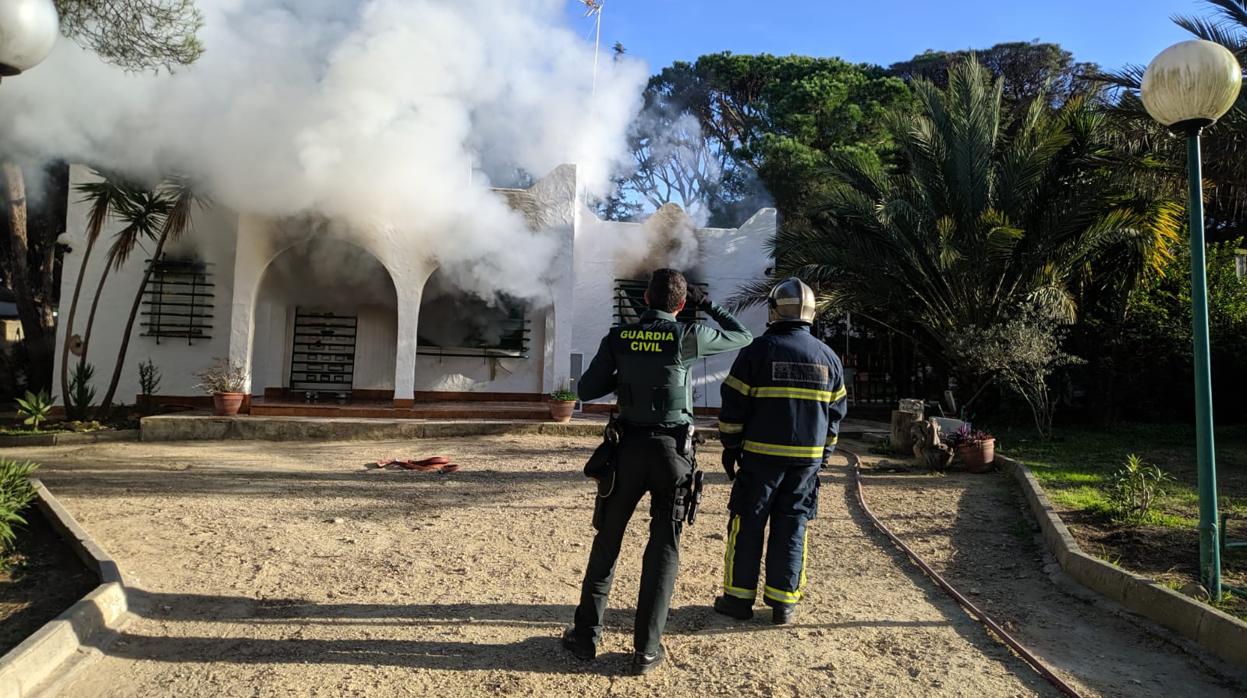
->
xmin=15 ymin=390 xmax=55 ymax=432
xmin=739 ymin=58 xmax=1181 ymax=372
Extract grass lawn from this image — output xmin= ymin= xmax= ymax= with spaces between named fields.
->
xmin=996 ymin=421 xmax=1247 ymax=618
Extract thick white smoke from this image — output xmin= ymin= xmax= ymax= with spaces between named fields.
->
xmin=0 ymin=0 xmax=646 ymax=302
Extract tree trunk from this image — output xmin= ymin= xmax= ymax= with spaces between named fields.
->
xmin=60 ymin=234 xmax=99 ymax=414
xmin=81 ymin=262 xmax=113 ymax=356
xmin=97 ymin=233 xmax=167 ymax=416
xmin=1 ymin=162 xmax=54 ymax=393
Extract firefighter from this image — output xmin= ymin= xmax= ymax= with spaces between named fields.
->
xmin=713 ymin=277 xmax=847 ymax=625
xmin=563 ymin=268 xmax=752 ymax=674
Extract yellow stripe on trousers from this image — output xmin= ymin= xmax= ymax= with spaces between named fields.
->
xmin=764 ymin=528 xmax=810 ymax=605
xmin=722 ymin=515 xmax=755 ymax=599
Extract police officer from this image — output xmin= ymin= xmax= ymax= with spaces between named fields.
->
xmin=563 ymin=268 xmax=752 ymax=674
xmin=713 ymin=277 xmax=847 ymax=625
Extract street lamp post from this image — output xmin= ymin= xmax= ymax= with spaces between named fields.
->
xmin=1142 ymin=40 xmax=1244 ymax=600
xmin=0 ymin=0 xmax=59 ymax=79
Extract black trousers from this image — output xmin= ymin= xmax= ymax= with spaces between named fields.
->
xmin=572 ymin=430 xmax=692 ymax=654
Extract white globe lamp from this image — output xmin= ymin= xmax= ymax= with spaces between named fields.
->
xmin=0 ymin=0 xmax=59 ymax=77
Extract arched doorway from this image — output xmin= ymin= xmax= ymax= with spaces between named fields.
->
xmin=252 ymin=238 xmax=398 ymax=400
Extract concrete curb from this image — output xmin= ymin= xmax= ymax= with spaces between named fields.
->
xmin=140 ymin=414 xmax=887 ymax=443
xmin=0 ymin=430 xmax=140 ymax=448
xmin=0 ymin=481 xmax=129 ymax=698
xmin=1000 ymin=455 xmax=1247 ymax=667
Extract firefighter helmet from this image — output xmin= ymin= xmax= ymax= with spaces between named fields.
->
xmin=767 ymin=277 xmax=816 ymax=324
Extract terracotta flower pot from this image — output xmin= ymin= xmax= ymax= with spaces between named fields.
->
xmin=213 ymin=392 xmax=245 ymax=416
xmin=548 ymin=399 xmax=575 ymax=423
xmin=958 ymin=438 xmax=996 ymax=473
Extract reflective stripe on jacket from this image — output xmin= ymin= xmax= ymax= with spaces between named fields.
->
xmin=718 ymin=322 xmax=847 ymax=463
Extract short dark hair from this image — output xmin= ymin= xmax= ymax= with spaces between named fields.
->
xmin=647 ymin=268 xmax=687 ymax=313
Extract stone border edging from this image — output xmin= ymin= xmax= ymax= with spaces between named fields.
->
xmin=999 ymin=455 xmax=1247 ymax=667
xmin=0 ymin=429 xmax=140 ymax=448
xmin=140 ymin=414 xmax=887 ymax=443
xmin=0 ymin=480 xmax=129 ymax=698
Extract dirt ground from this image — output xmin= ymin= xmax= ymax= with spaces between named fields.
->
xmin=6 ymin=436 xmax=1244 ymax=697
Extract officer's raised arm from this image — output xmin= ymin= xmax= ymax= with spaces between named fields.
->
xmin=683 ymin=286 xmax=752 ymax=359
xmin=577 ymin=335 xmax=617 ymax=402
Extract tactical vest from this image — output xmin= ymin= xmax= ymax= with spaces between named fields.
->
xmin=609 ymin=316 xmax=693 ymax=425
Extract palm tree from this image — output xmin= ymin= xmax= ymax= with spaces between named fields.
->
xmin=739 ymin=58 xmax=1181 ymax=372
xmin=58 ymin=175 xmax=168 ymax=415
xmin=97 ymin=178 xmax=199 ymax=417
xmin=1093 ymin=0 xmax=1247 ymax=236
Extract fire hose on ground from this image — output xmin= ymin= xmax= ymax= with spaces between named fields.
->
xmin=844 ymin=449 xmax=1084 ymax=698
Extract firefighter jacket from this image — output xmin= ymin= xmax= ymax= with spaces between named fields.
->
xmin=579 ymin=303 xmax=752 ymax=426
xmin=718 ymin=322 xmax=847 ymax=464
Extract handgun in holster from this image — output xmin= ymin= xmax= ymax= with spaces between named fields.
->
xmin=584 ymin=413 xmax=622 ymax=530
xmin=672 ymin=423 xmax=707 ymax=525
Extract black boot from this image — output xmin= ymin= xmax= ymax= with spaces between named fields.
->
xmin=632 ymin=647 xmax=664 ymax=675
xmin=561 ymin=627 xmax=596 ymax=661
xmin=771 ymin=604 xmax=797 ymax=625
xmin=713 ymin=595 xmax=754 ymax=620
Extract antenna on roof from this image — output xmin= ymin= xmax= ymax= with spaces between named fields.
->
xmin=580 ymin=0 xmax=605 ymax=98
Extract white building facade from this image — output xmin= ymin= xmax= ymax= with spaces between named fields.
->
xmin=55 ymin=164 xmax=775 ymax=411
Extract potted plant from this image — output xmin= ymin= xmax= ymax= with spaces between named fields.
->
xmin=548 ymin=384 xmax=577 ymax=423
xmin=947 ymin=424 xmax=996 ymax=473
xmin=194 ymin=359 xmax=249 ymax=416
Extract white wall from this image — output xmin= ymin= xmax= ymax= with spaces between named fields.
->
xmin=55 ymin=165 xmax=238 ymax=402
xmin=570 ymin=206 xmax=777 ymax=409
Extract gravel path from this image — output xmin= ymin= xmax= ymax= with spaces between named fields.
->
xmin=7 ymin=436 xmax=1242 ymax=697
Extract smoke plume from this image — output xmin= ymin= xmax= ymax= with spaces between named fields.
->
xmin=0 ymin=0 xmax=646 ymax=303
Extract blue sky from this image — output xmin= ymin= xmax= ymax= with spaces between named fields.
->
xmin=562 ymin=0 xmax=1201 ymax=74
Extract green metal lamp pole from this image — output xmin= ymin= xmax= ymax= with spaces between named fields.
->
xmin=1185 ymin=127 xmax=1220 ymax=599
xmin=1142 ymin=40 xmax=1242 ymax=600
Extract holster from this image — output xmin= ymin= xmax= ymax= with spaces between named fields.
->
xmin=585 ymin=414 xmax=622 ymax=530
xmin=672 ymin=424 xmax=706 ymax=525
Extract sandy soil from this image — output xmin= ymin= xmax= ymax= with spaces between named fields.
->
xmin=5 ymin=436 xmax=1242 ymax=697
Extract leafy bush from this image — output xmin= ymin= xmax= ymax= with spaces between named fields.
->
xmin=1107 ymin=454 xmax=1171 ymax=522
xmin=550 ymin=385 xmax=577 ymax=402
xmin=193 ymin=358 xmax=247 ymax=395
xmin=15 ymin=390 xmax=55 ymax=432
xmin=0 ymin=459 xmax=39 ymax=553
xmin=951 ymin=308 xmax=1083 ymax=439
xmin=68 ymin=360 xmax=97 ymax=420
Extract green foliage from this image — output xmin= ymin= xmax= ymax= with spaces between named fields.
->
xmin=550 ymin=383 xmax=578 ymax=402
xmin=608 ymin=53 xmax=911 ymax=225
xmin=952 ymin=309 xmax=1084 ymax=438
xmin=888 ymin=41 xmax=1100 ymax=109
xmin=0 ymin=459 xmax=39 ymax=553
xmin=67 ymin=360 xmax=96 ymax=420
xmin=55 ymin=0 xmax=204 ymax=72
xmin=14 ymin=390 xmax=55 ymax=432
xmin=744 ymin=59 xmax=1180 ymax=404
xmin=1107 ymin=454 xmax=1172 ymax=523
xmin=1093 ymin=238 xmax=1247 ymax=419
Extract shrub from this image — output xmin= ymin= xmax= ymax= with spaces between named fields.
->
xmin=68 ymin=360 xmax=97 ymax=420
xmin=138 ymin=358 xmax=162 ymax=412
xmin=15 ymin=390 xmax=55 ymax=432
xmin=0 ymin=459 xmax=39 ymax=553
xmin=193 ymin=358 xmax=247 ymax=395
xmin=1107 ymin=454 xmax=1171 ymax=522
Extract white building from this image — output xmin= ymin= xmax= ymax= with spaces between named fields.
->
xmin=54 ymin=164 xmax=775 ymax=413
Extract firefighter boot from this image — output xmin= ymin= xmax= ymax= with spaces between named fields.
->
xmin=713 ymin=595 xmax=754 ymax=620
xmin=772 ymin=604 xmax=797 ymax=625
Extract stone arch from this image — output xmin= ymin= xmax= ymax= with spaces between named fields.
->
xmin=250 ymin=237 xmax=399 ymax=398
